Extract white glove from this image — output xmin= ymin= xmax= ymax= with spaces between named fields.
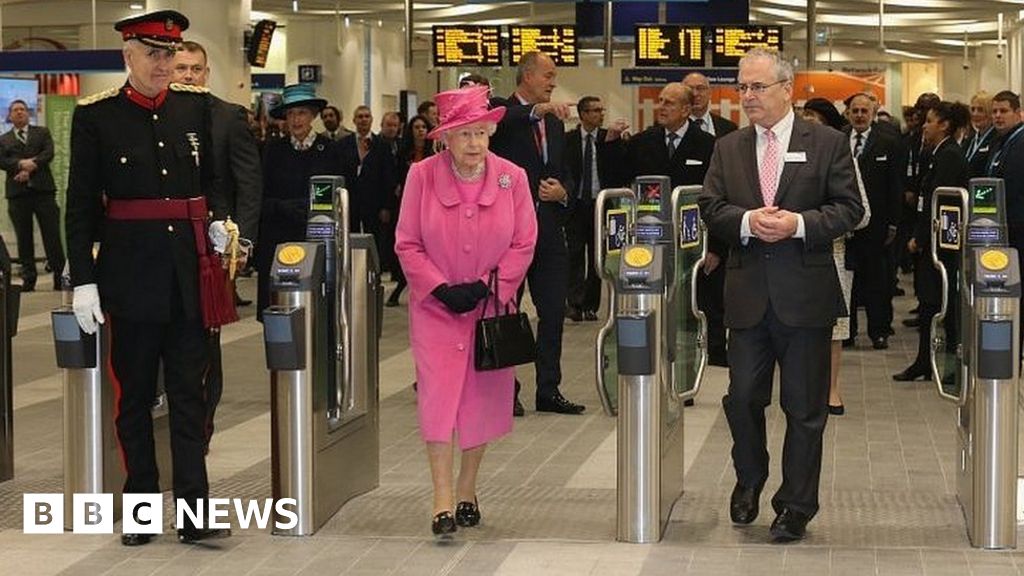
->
xmin=72 ymin=283 xmax=105 ymax=335
xmin=208 ymin=220 xmax=229 ymax=254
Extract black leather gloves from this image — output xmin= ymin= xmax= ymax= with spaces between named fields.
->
xmin=432 ymin=280 xmax=490 ymax=313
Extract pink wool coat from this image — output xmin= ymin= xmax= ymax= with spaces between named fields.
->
xmin=395 ymin=150 xmax=537 ymax=449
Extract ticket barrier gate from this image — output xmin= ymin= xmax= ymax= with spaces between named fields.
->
xmin=594 ymin=178 xmax=708 ymax=543
xmin=0 ymin=235 xmax=17 ymax=482
xmin=52 ymin=273 xmax=173 ymax=529
xmin=930 ymin=179 xmax=1020 ymax=549
xmin=263 ymin=179 xmax=381 ymax=536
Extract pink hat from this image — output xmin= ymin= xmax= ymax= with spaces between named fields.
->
xmin=427 ymin=85 xmax=505 ymax=140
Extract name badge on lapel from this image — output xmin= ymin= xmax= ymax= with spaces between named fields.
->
xmin=784 ymin=151 xmax=807 ymax=163
xmin=684 ymin=159 xmax=703 ymax=166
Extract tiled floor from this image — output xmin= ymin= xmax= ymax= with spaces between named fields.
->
xmin=2 ymin=274 xmax=1024 ymax=575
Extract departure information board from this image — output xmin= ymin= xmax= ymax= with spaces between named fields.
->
xmin=510 ymin=25 xmax=578 ymax=66
xmin=432 ymin=25 xmax=502 ymax=67
xmin=634 ymin=25 xmax=704 ymax=67
xmin=711 ymin=26 xmax=782 ymax=67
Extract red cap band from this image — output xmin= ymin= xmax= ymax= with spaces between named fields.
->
xmin=119 ymin=19 xmax=182 ymax=42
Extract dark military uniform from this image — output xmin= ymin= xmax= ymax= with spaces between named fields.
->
xmin=65 ymin=81 xmax=218 ymax=513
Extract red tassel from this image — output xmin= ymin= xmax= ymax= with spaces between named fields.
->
xmin=198 ymin=254 xmax=238 ymax=329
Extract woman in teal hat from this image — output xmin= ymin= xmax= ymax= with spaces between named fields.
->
xmin=255 ymin=84 xmax=343 ymax=318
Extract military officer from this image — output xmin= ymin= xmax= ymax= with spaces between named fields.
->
xmin=65 ymin=10 xmax=231 ymax=546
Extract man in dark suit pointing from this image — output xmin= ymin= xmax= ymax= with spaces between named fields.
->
xmin=698 ymin=49 xmax=863 ymax=542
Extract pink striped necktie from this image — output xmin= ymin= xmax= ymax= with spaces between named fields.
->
xmin=759 ymin=128 xmax=780 ymax=207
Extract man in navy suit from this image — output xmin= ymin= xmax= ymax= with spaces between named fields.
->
xmin=340 ymin=105 xmax=398 ymax=263
xmin=698 ymin=49 xmax=863 ymax=542
xmin=490 ymin=51 xmax=584 ymax=416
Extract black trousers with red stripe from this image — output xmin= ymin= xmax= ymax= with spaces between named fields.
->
xmin=108 ymin=309 xmax=209 ymax=513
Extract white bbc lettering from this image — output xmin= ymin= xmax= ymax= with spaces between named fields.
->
xmin=73 ymin=493 xmax=114 ymax=534
xmin=234 ymin=498 xmax=274 ymax=529
xmin=207 ymin=498 xmax=231 ymax=529
xmin=275 ymin=498 xmax=299 ymax=530
xmin=176 ymin=499 xmax=203 ymax=530
xmin=122 ymin=493 xmax=163 ymax=535
xmin=23 ymin=494 xmax=63 ymax=534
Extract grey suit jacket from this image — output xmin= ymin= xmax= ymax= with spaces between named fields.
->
xmin=0 ymin=125 xmax=56 ymax=197
xmin=698 ymin=115 xmax=864 ymax=329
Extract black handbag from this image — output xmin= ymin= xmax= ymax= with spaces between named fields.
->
xmin=474 ymin=269 xmax=536 ymax=371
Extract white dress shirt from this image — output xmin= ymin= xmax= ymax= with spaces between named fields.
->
xmin=691 ymin=110 xmax=716 ymax=137
xmin=741 ymin=109 xmax=806 ymax=241
xmin=290 ymin=131 xmax=316 ymax=151
xmin=849 ymin=126 xmax=871 ymax=157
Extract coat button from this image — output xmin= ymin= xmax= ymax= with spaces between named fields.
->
xmin=161 ymin=169 xmax=168 ymax=176
xmin=119 ymin=157 xmax=127 ymax=164
xmin=465 ymin=209 xmax=473 ymax=218
xmin=152 ymin=114 xmax=159 ymax=121
xmin=167 ymin=225 xmax=174 ymax=232
xmin=158 ymin=141 xmax=164 ymax=148
xmin=463 ymin=244 xmax=471 ymax=252
xmin=457 ymin=344 xmax=465 ymax=351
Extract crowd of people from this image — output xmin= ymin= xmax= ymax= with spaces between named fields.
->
xmin=46 ymin=7 xmax=1024 ymax=548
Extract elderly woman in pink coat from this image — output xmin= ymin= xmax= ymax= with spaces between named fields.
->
xmin=395 ymin=86 xmax=537 ymax=539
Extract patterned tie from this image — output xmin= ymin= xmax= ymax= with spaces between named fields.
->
xmin=667 ymin=132 xmax=679 ymax=158
xmin=16 ymin=129 xmax=25 ymax=144
xmin=854 ymin=132 xmax=863 ymax=158
xmin=759 ymin=128 xmax=780 ymax=206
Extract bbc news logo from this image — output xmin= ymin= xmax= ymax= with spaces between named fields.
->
xmin=23 ymin=494 xmax=299 ymax=534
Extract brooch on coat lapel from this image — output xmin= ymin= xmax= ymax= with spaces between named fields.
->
xmin=498 ymin=173 xmax=511 ymax=189
xmin=185 ymin=132 xmax=200 ymax=167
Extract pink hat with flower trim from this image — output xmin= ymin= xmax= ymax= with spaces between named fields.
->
xmin=427 ymin=85 xmax=505 ymax=140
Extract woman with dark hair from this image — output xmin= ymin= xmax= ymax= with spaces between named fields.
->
xmin=894 ymin=101 xmax=970 ymax=381
xmin=386 ymin=114 xmax=435 ymax=307
xmin=800 ymin=98 xmax=869 ymax=415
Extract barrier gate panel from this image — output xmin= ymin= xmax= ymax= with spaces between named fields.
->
xmin=671 ymin=188 xmax=708 ymax=402
xmin=596 ymin=192 xmax=634 ymax=414
xmin=931 ymin=189 xmax=968 ymax=399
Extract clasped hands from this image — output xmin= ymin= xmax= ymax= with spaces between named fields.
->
xmin=14 ymin=158 xmax=36 ymax=183
xmin=749 ymin=206 xmax=799 ymax=243
xmin=432 ymin=281 xmax=490 ymax=314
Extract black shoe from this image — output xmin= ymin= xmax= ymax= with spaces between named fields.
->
xmin=708 ymin=351 xmax=728 ymax=368
xmin=536 ymin=391 xmax=585 ymax=414
xmin=53 ymin=272 xmax=63 ymax=291
xmin=513 ymin=394 xmax=525 ymax=417
xmin=567 ymin=307 xmax=583 ymax=322
xmin=902 ymin=318 xmax=920 ymax=328
xmin=121 ymin=533 xmax=153 ymax=546
xmin=432 ymin=511 xmax=457 ymax=539
xmin=828 ymin=404 xmax=845 ymax=416
xmin=893 ymin=365 xmax=929 ymax=381
xmin=770 ymin=508 xmax=810 ymax=542
xmin=872 ymin=336 xmax=889 ymax=350
xmin=683 ymin=398 xmax=695 ymax=407
xmin=385 ymin=297 xmax=400 ymax=308
xmin=583 ymin=310 xmax=598 ymax=321
xmin=21 ymin=279 xmax=35 ymax=293
xmin=177 ymin=527 xmax=230 ymax=544
xmin=455 ymin=499 xmax=480 ymax=527
xmin=842 ymin=338 xmax=855 ymax=349
xmin=729 ymin=482 xmax=762 ymax=525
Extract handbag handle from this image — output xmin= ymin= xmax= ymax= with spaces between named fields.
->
xmin=480 ymin=268 xmax=510 ymax=319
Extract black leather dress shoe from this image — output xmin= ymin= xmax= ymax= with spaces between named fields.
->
xmin=871 ymin=336 xmax=889 ymax=350
xmin=583 ymin=310 xmax=598 ymax=321
xmin=21 ymin=279 xmax=35 ymax=293
xmin=902 ymin=317 xmax=919 ymax=328
xmin=567 ymin=307 xmax=583 ymax=322
xmin=828 ymin=404 xmax=845 ymax=416
xmin=513 ymin=395 xmax=525 ymax=417
xmin=432 ymin=511 xmax=457 ymax=539
xmin=121 ymin=533 xmax=153 ymax=546
xmin=729 ymin=482 xmax=761 ymax=525
xmin=893 ymin=365 xmax=929 ymax=381
xmin=770 ymin=508 xmax=810 ymax=542
xmin=455 ymin=499 xmax=480 ymax=527
xmin=177 ymin=527 xmax=230 ymax=544
xmin=536 ymin=391 xmax=585 ymax=414
xmin=708 ymin=351 xmax=728 ymax=368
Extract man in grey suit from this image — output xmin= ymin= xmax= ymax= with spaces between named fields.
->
xmin=698 ymin=49 xmax=863 ymax=542
xmin=0 ymin=99 xmax=65 ymax=291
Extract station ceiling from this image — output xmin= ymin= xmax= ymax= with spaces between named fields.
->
xmin=252 ymin=0 xmax=1024 ymax=59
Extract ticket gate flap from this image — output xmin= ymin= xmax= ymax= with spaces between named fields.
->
xmin=264 ymin=305 xmax=306 ymax=371
xmin=51 ymin=309 xmax=97 ymax=369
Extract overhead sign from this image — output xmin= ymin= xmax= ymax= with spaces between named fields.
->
xmin=248 ymin=20 xmax=277 ymax=68
xmin=711 ymin=25 xmax=782 ymax=67
xmin=621 ymin=68 xmax=738 ymax=86
xmin=432 ymin=25 xmax=502 ymax=67
xmin=634 ymin=25 xmax=703 ymax=67
xmin=509 ymin=25 xmax=578 ymax=66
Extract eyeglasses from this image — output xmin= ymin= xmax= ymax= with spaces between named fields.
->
xmin=734 ymin=80 xmax=787 ymax=95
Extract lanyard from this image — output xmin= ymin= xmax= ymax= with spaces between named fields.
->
xmin=988 ymin=123 xmax=1024 ymax=175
